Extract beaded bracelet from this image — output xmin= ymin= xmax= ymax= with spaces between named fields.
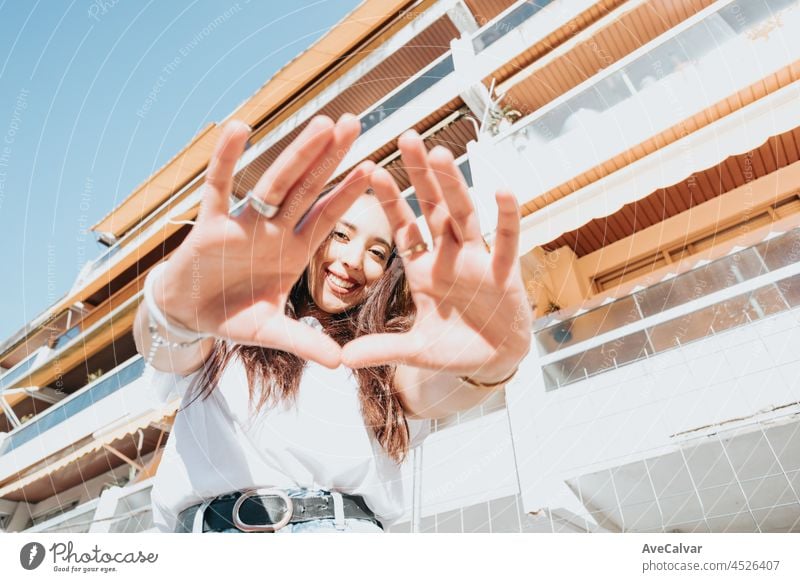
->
xmin=143 ymin=262 xmax=211 ymax=365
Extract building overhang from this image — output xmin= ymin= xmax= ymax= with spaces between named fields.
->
xmin=515 ymin=74 xmax=800 ymax=254
xmin=0 ymin=405 xmax=177 ymax=503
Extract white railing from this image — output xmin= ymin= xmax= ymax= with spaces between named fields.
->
xmin=497 ymin=0 xmax=800 ymax=197
xmin=24 ymin=498 xmax=99 ymax=533
xmin=0 ymin=355 xmax=145 ymax=458
xmin=536 ymin=228 xmax=800 ymax=389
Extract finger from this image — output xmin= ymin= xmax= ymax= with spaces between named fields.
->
xmin=278 ymin=113 xmax=362 ymax=229
xmin=249 ymin=115 xmax=335 ymax=209
xmin=269 ymin=316 xmax=342 ymax=369
xmin=491 ymin=190 xmax=521 ymax=282
xmin=220 ymin=310 xmax=342 ymax=369
xmin=398 ymin=130 xmax=452 ymax=241
xmin=369 ymin=167 xmax=426 ymax=257
xmin=201 ymin=120 xmax=251 ymax=218
xmin=427 ymin=145 xmax=483 ymax=247
xmin=341 ymin=331 xmax=423 ymax=368
xmin=295 ymin=160 xmax=375 ymax=252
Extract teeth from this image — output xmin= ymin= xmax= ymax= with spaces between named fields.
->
xmin=327 ymin=271 xmax=357 ymax=290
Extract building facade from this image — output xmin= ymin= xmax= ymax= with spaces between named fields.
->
xmin=1 ymin=0 xmax=799 ymax=533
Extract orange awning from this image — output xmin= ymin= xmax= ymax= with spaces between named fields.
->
xmin=90 ymin=0 xmax=413 ymax=239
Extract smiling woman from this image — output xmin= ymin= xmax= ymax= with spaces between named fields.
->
xmin=132 ymin=114 xmax=532 ymax=533
xmin=305 ymin=192 xmax=395 ymax=316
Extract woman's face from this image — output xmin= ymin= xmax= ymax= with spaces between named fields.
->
xmin=308 ymin=193 xmax=394 ymax=314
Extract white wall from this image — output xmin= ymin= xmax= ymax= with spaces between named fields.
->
xmin=418 ymin=410 xmax=519 ymax=515
xmin=508 ymin=307 xmax=800 ymax=514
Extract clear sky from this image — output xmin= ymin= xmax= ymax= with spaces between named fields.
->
xmin=0 ymin=0 xmax=362 ymax=343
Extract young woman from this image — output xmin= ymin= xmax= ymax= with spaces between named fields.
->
xmin=133 ymin=113 xmax=532 ymax=533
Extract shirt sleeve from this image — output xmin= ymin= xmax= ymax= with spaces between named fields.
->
xmin=143 ymin=362 xmax=204 ymax=406
xmin=408 ymin=417 xmax=431 ymax=449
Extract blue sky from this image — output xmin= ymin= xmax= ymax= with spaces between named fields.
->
xmin=0 ymin=0 xmax=361 ymax=342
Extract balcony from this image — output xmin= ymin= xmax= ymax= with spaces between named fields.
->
xmin=0 ymin=355 xmax=159 ymax=487
xmin=0 ymin=356 xmax=145 ymax=458
xmin=0 ymin=348 xmax=48 ymax=391
xmin=359 ymin=54 xmax=456 ymax=135
xmin=22 ymin=479 xmax=158 ymax=533
xmin=510 ymin=228 xmax=800 ymax=530
xmin=24 ymin=498 xmax=99 ymax=533
xmin=472 ymin=0 xmax=554 ymax=52
xmin=536 ymin=227 xmax=800 ymax=390
xmin=495 ymin=0 xmax=800 ymax=201
xmin=565 ymin=417 xmax=800 ymax=532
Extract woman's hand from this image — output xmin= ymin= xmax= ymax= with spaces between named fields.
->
xmin=152 ymin=114 xmax=374 ymax=368
xmin=341 ymin=130 xmax=532 ymax=382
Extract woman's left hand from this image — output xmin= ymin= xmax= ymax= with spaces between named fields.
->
xmin=341 ymin=130 xmax=532 ymax=383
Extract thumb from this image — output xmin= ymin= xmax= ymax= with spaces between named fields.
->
xmin=221 ymin=312 xmax=342 ymax=369
xmin=268 ymin=316 xmax=343 ymax=369
xmin=341 ymin=332 xmax=422 ymax=368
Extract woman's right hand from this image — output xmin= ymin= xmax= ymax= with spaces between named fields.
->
xmin=150 ymin=114 xmax=373 ymax=368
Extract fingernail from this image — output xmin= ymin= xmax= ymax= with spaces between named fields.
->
xmin=313 ymin=114 xmax=334 ymax=127
xmin=430 ymin=145 xmax=451 ymax=157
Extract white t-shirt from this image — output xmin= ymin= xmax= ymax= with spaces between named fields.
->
xmin=146 ymin=317 xmax=430 ymax=533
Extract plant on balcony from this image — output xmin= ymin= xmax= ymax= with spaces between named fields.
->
xmin=487 ymin=104 xmax=522 ymax=135
xmin=545 ymin=301 xmax=573 ymax=344
xmin=87 ymin=369 xmax=104 ymax=383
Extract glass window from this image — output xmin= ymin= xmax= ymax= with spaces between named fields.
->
xmin=489 ymin=495 xmax=522 ymax=532
xmin=359 ymin=55 xmax=454 ymax=134
xmin=543 ymin=330 xmax=651 ymax=390
xmin=755 ymin=230 xmax=800 ymax=271
xmin=635 ymin=249 xmax=766 ymax=317
xmin=110 ymin=488 xmax=154 ymax=533
xmin=473 ymin=1 xmax=554 ymax=52
xmin=462 ymin=501 xmax=491 ymax=532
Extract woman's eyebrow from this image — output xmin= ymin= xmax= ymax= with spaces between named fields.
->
xmin=340 ymin=220 xmax=391 ymax=248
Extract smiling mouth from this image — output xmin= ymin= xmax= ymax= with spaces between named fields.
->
xmin=325 ymin=269 xmax=361 ymax=295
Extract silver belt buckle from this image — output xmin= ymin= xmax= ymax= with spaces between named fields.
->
xmin=232 ymin=488 xmax=294 ymax=532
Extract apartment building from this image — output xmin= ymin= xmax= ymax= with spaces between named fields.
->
xmin=1 ymin=0 xmax=798 ymax=533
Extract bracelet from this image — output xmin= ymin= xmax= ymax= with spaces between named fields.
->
xmin=458 ymin=365 xmax=519 ymax=389
xmin=143 ymin=262 xmax=211 ymax=365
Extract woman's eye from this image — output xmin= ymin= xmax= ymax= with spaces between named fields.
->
xmin=370 ymin=249 xmax=386 ymax=260
xmin=333 ymin=230 xmax=348 ymax=241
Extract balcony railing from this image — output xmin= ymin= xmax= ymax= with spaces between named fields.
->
xmin=498 ymin=0 xmax=800 ymax=194
xmin=359 ymin=53 xmax=455 ymax=135
xmin=0 ymin=347 xmax=51 ymax=391
xmin=0 ymin=356 xmax=146 ymax=456
xmin=106 ymin=482 xmax=155 ymax=533
xmin=83 ymin=242 xmax=123 ymax=281
xmin=536 ymin=228 xmax=800 ymax=390
xmin=472 ymin=0 xmax=554 ymax=53
xmin=24 ymin=498 xmax=99 ymax=533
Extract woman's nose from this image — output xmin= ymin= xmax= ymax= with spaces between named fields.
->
xmin=339 ymin=243 xmax=364 ymax=270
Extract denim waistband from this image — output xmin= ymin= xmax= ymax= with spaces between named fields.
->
xmin=179 ymin=487 xmax=382 ymax=533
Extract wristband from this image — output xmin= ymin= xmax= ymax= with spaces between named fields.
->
xmin=143 ymin=262 xmax=211 ymax=364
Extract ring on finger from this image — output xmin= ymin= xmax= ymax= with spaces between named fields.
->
xmin=229 ymin=190 xmax=281 ymax=219
xmin=248 ymin=191 xmax=281 ymax=219
xmin=398 ymin=241 xmax=429 ymax=259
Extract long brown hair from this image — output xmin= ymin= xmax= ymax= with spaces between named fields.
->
xmin=183 ymin=211 xmax=417 ymax=464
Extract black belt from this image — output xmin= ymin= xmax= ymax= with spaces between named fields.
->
xmin=175 ymin=488 xmax=382 ymax=533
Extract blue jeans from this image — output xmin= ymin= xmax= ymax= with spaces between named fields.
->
xmin=212 ymin=488 xmax=384 ymax=534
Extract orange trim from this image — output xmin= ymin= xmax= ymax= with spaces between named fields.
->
xmin=90 ymin=0 xmax=416 ymax=238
